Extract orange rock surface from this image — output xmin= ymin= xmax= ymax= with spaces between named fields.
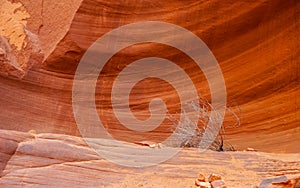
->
xmin=0 ymin=130 xmax=299 ymax=187
xmin=0 ymin=0 xmax=299 ymax=187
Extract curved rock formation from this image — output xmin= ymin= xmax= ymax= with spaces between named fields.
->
xmin=0 ymin=130 xmax=299 ymax=187
xmin=0 ymin=0 xmax=299 ymax=186
xmin=1 ymin=0 xmax=299 ymax=152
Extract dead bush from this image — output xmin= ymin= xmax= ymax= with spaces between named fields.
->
xmin=167 ymin=99 xmax=240 ymax=151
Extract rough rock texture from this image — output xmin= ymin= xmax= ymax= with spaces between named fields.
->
xmin=197 ymin=173 xmax=206 ymax=182
xmin=0 ymin=130 xmax=299 ymax=187
xmin=259 ymin=174 xmax=300 ymax=188
xmin=208 ymin=173 xmax=222 ymax=183
xmin=0 ymin=0 xmax=299 ymax=153
xmin=0 ymin=0 xmax=43 ymax=78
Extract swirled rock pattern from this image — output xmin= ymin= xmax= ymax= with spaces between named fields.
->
xmin=0 ymin=0 xmax=299 ymax=187
xmin=0 ymin=130 xmax=299 ymax=187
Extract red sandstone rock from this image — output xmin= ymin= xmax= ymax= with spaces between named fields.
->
xmin=0 ymin=0 xmax=299 ymax=187
xmin=197 ymin=173 xmax=206 ymax=182
xmin=0 ymin=1 xmax=43 ymax=78
xmin=196 ymin=179 xmax=210 ymax=187
xmin=0 ymin=0 xmax=298 ymax=153
xmin=211 ymin=180 xmax=227 ymax=188
xmin=0 ymin=130 xmax=300 ymax=187
xmin=259 ymin=174 xmax=300 ymax=188
xmin=208 ymin=174 xmax=222 ymax=183
xmin=197 ymin=181 xmax=212 ymax=188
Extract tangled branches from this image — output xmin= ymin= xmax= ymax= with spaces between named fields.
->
xmin=168 ymin=99 xmax=240 ymax=151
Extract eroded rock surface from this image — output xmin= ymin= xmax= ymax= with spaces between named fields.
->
xmin=0 ymin=0 xmax=299 ymax=187
xmin=0 ymin=0 xmax=299 ymax=153
xmin=1 ymin=130 xmax=300 ymax=187
xmin=0 ymin=0 xmax=43 ymax=78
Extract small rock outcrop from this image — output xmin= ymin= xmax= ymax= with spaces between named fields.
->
xmin=258 ymin=175 xmax=300 ymax=188
xmin=194 ymin=173 xmax=226 ymax=188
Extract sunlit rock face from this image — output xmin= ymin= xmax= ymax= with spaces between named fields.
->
xmin=0 ymin=0 xmax=299 ymax=187
xmin=0 ymin=1 xmax=43 ymax=78
xmin=0 ymin=0 xmax=299 ymax=170
xmin=2 ymin=0 xmax=298 ymax=152
xmin=0 ymin=130 xmax=299 ymax=187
